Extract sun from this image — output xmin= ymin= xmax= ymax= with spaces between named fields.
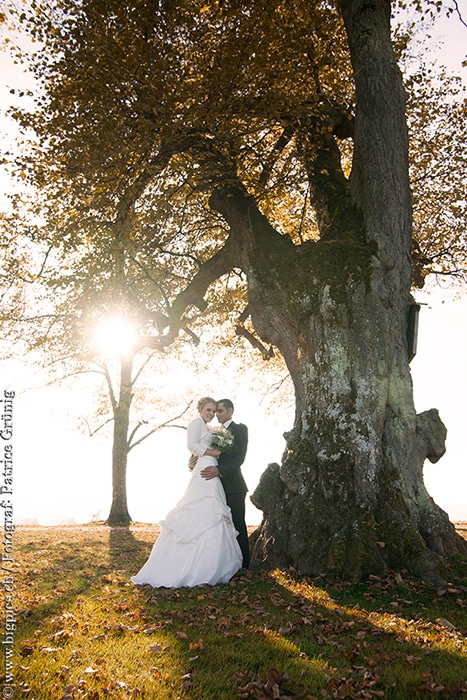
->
xmin=93 ymin=316 xmax=139 ymax=357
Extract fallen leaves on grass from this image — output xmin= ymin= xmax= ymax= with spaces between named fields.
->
xmin=239 ymin=668 xmax=301 ymax=699
xmin=14 ymin=526 xmax=467 ymax=699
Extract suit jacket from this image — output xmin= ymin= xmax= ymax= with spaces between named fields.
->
xmin=217 ymin=421 xmax=248 ymax=495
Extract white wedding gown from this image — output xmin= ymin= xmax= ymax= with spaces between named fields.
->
xmin=131 ymin=417 xmax=243 ymax=587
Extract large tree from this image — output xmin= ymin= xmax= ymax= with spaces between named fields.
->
xmin=5 ymin=0 xmax=467 ymax=579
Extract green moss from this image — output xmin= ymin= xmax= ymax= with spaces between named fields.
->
xmin=250 ymin=209 xmax=378 ymax=328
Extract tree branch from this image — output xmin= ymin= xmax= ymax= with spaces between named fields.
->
xmin=83 ymin=416 xmax=113 ymax=438
xmin=150 ymin=233 xmax=243 ymax=347
xmin=128 ymin=400 xmax=193 ymax=451
xmin=235 ymin=325 xmax=275 ymax=360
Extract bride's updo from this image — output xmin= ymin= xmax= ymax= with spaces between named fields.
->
xmin=197 ymin=396 xmax=217 ymax=412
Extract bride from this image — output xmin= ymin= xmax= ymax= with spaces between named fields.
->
xmin=131 ymin=397 xmax=243 ymax=587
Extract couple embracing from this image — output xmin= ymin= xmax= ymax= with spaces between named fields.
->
xmin=131 ymin=397 xmax=249 ymax=588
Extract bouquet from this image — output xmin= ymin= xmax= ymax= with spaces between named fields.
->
xmin=210 ymin=427 xmax=235 ymax=452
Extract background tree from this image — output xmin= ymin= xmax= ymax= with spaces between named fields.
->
xmin=0 ymin=183 xmax=227 ymax=525
xmin=4 ymin=0 xmax=467 ymax=578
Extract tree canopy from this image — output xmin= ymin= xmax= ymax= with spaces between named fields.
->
xmin=3 ymin=1 xmax=466 ymax=338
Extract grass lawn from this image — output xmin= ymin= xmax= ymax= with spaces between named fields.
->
xmin=7 ymin=524 xmax=467 ymax=699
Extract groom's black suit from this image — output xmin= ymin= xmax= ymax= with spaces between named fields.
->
xmin=218 ymin=421 xmax=249 ymax=568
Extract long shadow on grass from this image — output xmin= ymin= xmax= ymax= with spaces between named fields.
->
xmin=17 ymin=526 xmax=149 ymax=633
xmin=269 ymin=568 xmax=467 ymax=697
xmin=109 ymin=526 xmax=149 ymax=572
xmin=15 ymin=527 xmax=467 ymax=698
xmin=131 ymin=565 xmax=467 ymax=698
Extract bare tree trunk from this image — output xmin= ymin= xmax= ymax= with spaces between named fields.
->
xmin=107 ymin=355 xmax=133 ymax=525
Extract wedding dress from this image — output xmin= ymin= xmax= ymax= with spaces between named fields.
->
xmin=131 ymin=416 xmax=243 ymax=587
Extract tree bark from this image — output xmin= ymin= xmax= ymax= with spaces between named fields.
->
xmin=209 ymin=0 xmax=466 ymax=582
xmin=107 ymin=356 xmax=133 ymax=526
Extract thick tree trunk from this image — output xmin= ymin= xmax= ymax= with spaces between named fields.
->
xmin=211 ymin=6 xmax=467 ymax=583
xmin=107 ymin=356 xmax=133 ymax=526
xmin=249 ymin=265 xmax=464 ymax=580
xmin=209 ymin=0 xmax=466 ymax=581
xmin=250 ymin=0 xmax=466 ymax=581
xmin=213 ymin=187 xmax=465 ymax=582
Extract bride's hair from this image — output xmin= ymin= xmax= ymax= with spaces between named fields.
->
xmin=197 ymin=396 xmax=217 ymax=412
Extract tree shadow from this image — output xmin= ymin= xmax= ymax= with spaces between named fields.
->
xmin=134 ymin=565 xmax=467 ymax=697
xmin=15 ymin=526 xmax=467 ymax=698
xmin=108 ymin=525 xmax=150 ymax=572
xmin=16 ymin=525 xmax=154 ymax=634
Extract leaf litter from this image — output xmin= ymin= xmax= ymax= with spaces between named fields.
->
xmin=13 ymin=525 xmax=467 ymax=698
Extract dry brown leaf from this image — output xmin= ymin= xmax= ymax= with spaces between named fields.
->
xmin=405 ymin=655 xmax=421 ymax=665
xmin=20 ymin=645 xmax=35 ymax=657
xmin=59 ymin=684 xmax=74 ymax=700
xmin=189 ymin=640 xmax=204 ymax=650
xmin=52 ymin=628 xmax=74 ymax=640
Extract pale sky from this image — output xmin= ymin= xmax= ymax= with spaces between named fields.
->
xmin=1 ymin=4 xmax=466 ymax=526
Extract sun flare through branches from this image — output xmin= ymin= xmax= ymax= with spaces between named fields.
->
xmin=92 ymin=316 xmax=139 ymax=358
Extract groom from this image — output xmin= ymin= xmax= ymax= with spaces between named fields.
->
xmin=193 ymin=398 xmax=250 ymax=569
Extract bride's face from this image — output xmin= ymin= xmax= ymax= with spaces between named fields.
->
xmin=199 ymin=402 xmax=217 ymax=423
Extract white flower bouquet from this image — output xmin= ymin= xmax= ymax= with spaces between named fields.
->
xmin=210 ymin=427 xmax=235 ymax=452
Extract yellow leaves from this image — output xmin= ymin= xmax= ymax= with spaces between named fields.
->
xmin=188 ymin=639 xmax=204 ymax=650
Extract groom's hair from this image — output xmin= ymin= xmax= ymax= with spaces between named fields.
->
xmin=218 ymin=398 xmax=234 ymax=411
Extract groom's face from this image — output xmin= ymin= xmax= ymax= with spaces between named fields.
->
xmin=216 ymin=403 xmax=233 ymax=424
